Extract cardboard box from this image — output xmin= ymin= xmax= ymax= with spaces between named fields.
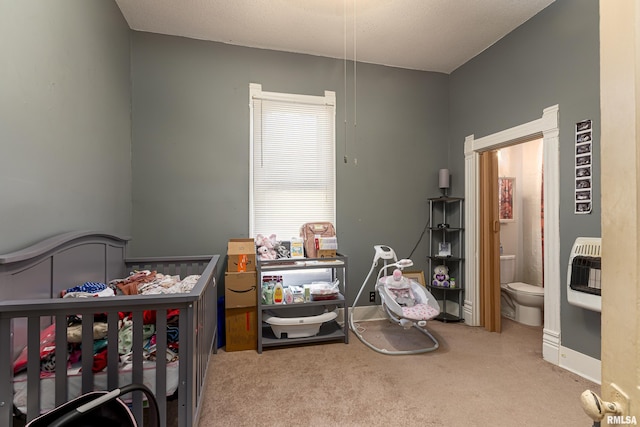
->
xmin=317 ymin=249 xmax=337 ymax=258
xmin=316 ymin=237 xmax=337 ymax=258
xmin=225 ymin=271 xmax=257 ymax=308
xmin=227 ymin=238 xmax=256 ymax=272
xmin=225 ymin=307 xmax=257 ymax=352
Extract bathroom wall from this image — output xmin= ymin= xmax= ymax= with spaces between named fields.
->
xmin=498 ymin=139 xmax=543 ymax=287
xmin=498 ymin=146 xmax=520 ymax=277
xmin=520 ymin=140 xmax=544 ymax=287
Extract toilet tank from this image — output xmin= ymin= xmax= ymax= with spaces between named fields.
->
xmin=500 ymin=255 xmax=515 ymax=285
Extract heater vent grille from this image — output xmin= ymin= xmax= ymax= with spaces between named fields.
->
xmin=569 ymin=256 xmax=601 ymax=296
xmin=567 ymin=237 xmax=602 ymax=311
xmin=572 ymin=241 xmax=602 ymax=258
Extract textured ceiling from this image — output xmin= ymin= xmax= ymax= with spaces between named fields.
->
xmin=115 ymin=0 xmax=555 ymax=74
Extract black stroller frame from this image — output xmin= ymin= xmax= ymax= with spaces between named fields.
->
xmin=26 ymin=383 xmax=159 ymax=427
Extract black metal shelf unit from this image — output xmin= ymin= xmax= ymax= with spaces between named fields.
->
xmin=426 ymin=196 xmax=464 ymax=323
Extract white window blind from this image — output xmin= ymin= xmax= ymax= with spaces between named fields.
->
xmin=250 ymin=83 xmax=336 ymax=240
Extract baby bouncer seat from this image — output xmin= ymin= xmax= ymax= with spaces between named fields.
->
xmin=349 ymin=245 xmax=440 ymax=355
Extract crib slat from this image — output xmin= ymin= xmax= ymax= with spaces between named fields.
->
xmin=131 ymin=310 xmax=144 ymax=424
xmin=178 ymin=309 xmax=188 ymax=427
xmin=54 ymin=313 xmax=69 ymax=407
xmin=179 ymin=304 xmax=195 ymax=427
xmin=81 ymin=314 xmax=94 ymax=394
xmin=0 ymin=318 xmax=13 ymax=427
xmin=26 ymin=316 xmax=41 ymax=421
xmin=156 ymin=309 xmax=168 ymax=427
xmin=106 ymin=311 xmax=120 ymax=390
xmin=197 ymin=293 xmax=205 ymax=399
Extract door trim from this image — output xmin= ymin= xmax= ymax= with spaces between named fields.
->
xmin=464 ymin=104 xmax=560 ymax=366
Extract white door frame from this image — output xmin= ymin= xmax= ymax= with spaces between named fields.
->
xmin=463 ymin=105 xmax=560 ymax=366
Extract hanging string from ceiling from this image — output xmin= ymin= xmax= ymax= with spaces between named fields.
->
xmin=343 ymin=0 xmax=358 ymax=165
xmin=343 ymin=0 xmax=348 ymax=163
xmin=353 ymin=0 xmax=357 ymax=130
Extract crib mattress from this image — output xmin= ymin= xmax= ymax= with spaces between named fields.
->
xmin=13 ymin=359 xmax=179 ymax=415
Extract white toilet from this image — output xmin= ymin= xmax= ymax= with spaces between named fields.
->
xmin=500 ymin=255 xmax=544 ymax=327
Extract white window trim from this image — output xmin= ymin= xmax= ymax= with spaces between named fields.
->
xmin=249 ymin=83 xmax=336 ymax=238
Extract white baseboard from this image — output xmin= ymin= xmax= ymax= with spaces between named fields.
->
xmin=559 ymin=345 xmax=601 ymax=384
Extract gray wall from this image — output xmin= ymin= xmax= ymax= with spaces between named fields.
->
xmin=129 ymin=32 xmax=450 ymax=304
xmin=0 ymin=1 xmax=132 ymax=253
xmin=449 ymin=0 xmax=601 ymax=359
xmin=1 ymin=0 xmax=602 ymax=360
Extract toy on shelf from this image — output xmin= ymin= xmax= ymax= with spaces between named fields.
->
xmin=255 ymin=234 xmax=277 ymax=260
xmin=432 ymin=264 xmax=450 ymax=288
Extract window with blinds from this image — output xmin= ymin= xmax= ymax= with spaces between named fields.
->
xmin=250 ymin=83 xmax=336 ymax=240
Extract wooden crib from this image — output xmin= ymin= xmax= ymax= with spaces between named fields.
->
xmin=0 ymin=231 xmax=219 ymax=427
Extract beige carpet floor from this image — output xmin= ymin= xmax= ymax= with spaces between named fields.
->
xmin=199 ymin=318 xmax=598 ymax=427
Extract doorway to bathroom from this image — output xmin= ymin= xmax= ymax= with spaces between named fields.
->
xmin=498 ymin=138 xmax=544 ymax=297
xmin=464 ymin=105 xmax=561 ymax=366
xmin=497 ymin=140 xmax=544 ymax=326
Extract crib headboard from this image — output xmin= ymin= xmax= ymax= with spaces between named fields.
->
xmin=0 ymin=231 xmax=131 ymax=301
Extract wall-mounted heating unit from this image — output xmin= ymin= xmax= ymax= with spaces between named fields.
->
xmin=567 ymin=237 xmax=602 ymax=312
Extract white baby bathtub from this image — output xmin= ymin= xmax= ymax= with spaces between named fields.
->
xmin=263 ymin=310 xmax=338 ymax=338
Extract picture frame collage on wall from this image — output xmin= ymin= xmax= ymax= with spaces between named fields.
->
xmin=575 ymin=119 xmax=593 ymax=214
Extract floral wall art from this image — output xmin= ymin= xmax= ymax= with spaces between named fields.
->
xmin=499 ymin=177 xmax=515 ymax=221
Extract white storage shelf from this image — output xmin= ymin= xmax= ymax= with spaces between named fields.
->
xmin=256 ymin=255 xmax=349 ymax=353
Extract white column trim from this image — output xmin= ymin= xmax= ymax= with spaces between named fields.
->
xmin=541 ymin=112 xmax=561 ymax=365
xmin=464 ymin=136 xmax=479 ymax=325
xmin=463 ymin=105 xmax=561 ymax=367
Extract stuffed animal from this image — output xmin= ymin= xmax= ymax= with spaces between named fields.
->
xmin=255 ymin=234 xmax=277 ymax=260
xmin=432 ymin=264 xmax=450 ymax=287
xmin=273 ymin=240 xmax=291 ymax=259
